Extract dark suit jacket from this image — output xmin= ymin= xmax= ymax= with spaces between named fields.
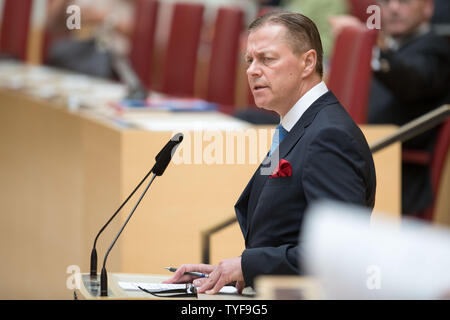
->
xmin=235 ymin=91 xmax=376 ymax=287
xmin=369 ymin=30 xmax=450 ymax=145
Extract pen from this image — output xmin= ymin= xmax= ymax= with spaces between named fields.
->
xmin=164 ymin=267 xmax=209 ymax=278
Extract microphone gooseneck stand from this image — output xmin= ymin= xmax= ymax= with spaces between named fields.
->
xmin=92 ymin=133 xmax=183 ymax=296
xmin=100 ymin=173 xmax=157 ymax=296
xmin=90 ymin=169 xmax=154 ymax=278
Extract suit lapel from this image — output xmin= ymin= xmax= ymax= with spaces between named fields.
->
xmin=234 ymin=170 xmax=255 ymax=239
xmin=278 ymin=91 xmax=338 ymax=161
xmin=241 ymin=91 xmax=338 ymax=242
xmin=245 ymin=125 xmax=305 ymax=227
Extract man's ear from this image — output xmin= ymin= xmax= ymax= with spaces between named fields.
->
xmin=302 ymin=49 xmax=317 ymax=78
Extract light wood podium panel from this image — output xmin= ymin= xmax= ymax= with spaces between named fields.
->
xmin=0 ymin=90 xmax=85 ymax=299
xmin=0 ymin=89 xmax=400 ymax=299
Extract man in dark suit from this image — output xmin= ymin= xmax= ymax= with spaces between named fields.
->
xmin=432 ymin=0 xmax=450 ymax=25
xmin=368 ymin=0 xmax=450 ymax=214
xmin=165 ymin=12 xmax=376 ymax=293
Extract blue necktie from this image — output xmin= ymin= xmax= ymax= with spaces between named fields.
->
xmin=269 ymin=124 xmax=288 ymax=156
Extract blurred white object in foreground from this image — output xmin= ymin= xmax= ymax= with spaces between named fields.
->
xmin=301 ymin=201 xmax=450 ymax=299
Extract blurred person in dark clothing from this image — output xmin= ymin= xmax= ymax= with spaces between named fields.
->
xmin=329 ymin=0 xmax=450 ymax=215
xmin=432 ymin=0 xmax=450 ymax=24
xmin=45 ymin=0 xmax=134 ymax=78
xmin=368 ymin=0 xmax=450 ymax=215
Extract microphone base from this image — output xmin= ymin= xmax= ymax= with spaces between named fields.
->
xmin=80 ymin=274 xmax=115 ymax=298
xmin=82 ymin=274 xmax=100 ymax=296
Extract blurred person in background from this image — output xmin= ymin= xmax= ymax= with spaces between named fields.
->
xmin=283 ymin=0 xmax=348 ymax=67
xmin=255 ymin=0 xmax=350 ymax=71
xmin=330 ymin=0 xmax=450 ymax=215
xmin=431 ymin=0 xmax=450 ymax=25
xmin=45 ymin=0 xmax=134 ymax=78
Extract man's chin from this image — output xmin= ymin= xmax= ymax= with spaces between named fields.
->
xmin=255 ymin=102 xmax=274 ymax=112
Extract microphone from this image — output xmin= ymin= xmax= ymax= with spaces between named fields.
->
xmin=88 ymin=133 xmax=183 ymax=280
xmin=97 ymin=133 xmax=183 ymax=296
xmin=151 ymin=132 xmax=184 ymax=176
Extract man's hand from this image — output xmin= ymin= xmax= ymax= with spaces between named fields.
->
xmin=162 ymin=257 xmax=245 ymax=295
xmin=193 ymin=257 xmax=244 ymax=295
xmin=162 ymin=264 xmax=215 ymax=284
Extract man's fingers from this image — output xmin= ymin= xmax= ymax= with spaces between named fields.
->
xmin=163 ymin=274 xmax=195 ymax=284
xmin=163 ymin=274 xmax=193 ymax=284
xmin=192 ymin=277 xmax=208 ymax=288
xmin=205 ymin=277 xmax=227 ymax=295
xmin=195 ymin=257 xmax=243 ymax=294
xmin=162 ymin=264 xmax=215 ymax=284
xmin=235 ymin=280 xmax=245 ymax=294
xmin=176 ymin=264 xmax=215 ymax=275
xmin=184 ymin=264 xmax=216 ymax=274
xmin=197 ymin=270 xmax=219 ymax=293
xmin=197 ymin=278 xmax=215 ymax=293
xmin=162 ymin=265 xmax=188 ymax=283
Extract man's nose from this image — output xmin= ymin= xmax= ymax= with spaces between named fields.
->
xmin=246 ymin=61 xmax=262 ymax=78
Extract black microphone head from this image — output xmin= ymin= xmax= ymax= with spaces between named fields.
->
xmin=169 ymin=132 xmax=183 ymax=157
xmin=172 ymin=132 xmax=184 ymax=143
xmin=155 ymin=133 xmax=183 ymax=161
xmin=152 ymin=133 xmax=184 ymax=176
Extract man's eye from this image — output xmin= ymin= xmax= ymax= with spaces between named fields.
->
xmin=246 ymin=58 xmax=253 ymax=65
xmin=263 ymin=57 xmax=273 ymax=63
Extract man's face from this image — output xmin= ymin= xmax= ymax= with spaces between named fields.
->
xmin=246 ymin=24 xmax=305 ymax=116
xmin=379 ymin=0 xmax=433 ymax=37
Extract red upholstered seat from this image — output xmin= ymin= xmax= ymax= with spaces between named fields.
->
xmin=206 ymin=7 xmax=244 ymax=106
xmin=257 ymin=6 xmax=280 ymax=18
xmin=41 ymin=30 xmax=52 ymax=64
xmin=0 ymin=0 xmax=33 ymax=61
xmin=328 ymin=25 xmax=378 ymax=124
xmin=160 ymin=2 xmax=204 ymax=97
xmin=347 ymin=0 xmax=377 ymax=22
xmin=129 ymin=0 xmax=159 ymax=89
xmin=402 ymin=150 xmax=431 ymax=165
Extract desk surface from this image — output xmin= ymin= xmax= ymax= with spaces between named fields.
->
xmin=78 ymin=273 xmax=255 ymax=300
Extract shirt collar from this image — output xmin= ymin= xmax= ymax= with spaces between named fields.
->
xmin=280 ymin=81 xmax=329 ymax=132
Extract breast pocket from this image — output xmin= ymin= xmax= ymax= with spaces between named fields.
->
xmin=265 ymin=176 xmax=300 ymax=188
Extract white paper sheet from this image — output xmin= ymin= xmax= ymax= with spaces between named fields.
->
xmin=302 ymin=201 xmax=450 ymax=299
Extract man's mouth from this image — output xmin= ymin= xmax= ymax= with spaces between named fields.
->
xmin=253 ymin=85 xmax=269 ymax=91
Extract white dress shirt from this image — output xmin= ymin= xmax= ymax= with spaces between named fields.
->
xmin=280 ymin=81 xmax=329 ymax=132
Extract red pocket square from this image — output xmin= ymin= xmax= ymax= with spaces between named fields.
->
xmin=270 ymin=159 xmax=292 ymax=178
